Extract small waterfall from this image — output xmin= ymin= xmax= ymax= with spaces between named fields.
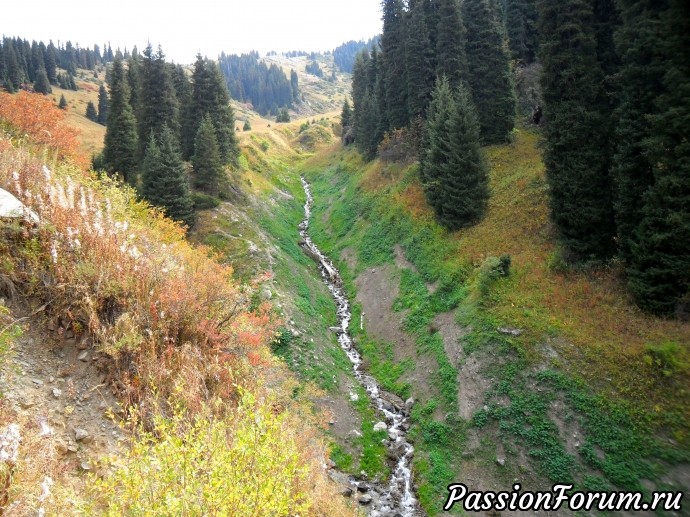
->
xmin=298 ymin=177 xmax=419 ymax=517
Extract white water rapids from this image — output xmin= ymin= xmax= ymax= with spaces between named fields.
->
xmin=298 ymin=177 xmax=419 ymax=516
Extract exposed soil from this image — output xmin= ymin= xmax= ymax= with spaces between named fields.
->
xmin=354 ymin=265 xmax=438 ymax=412
xmin=314 ymin=372 xmax=363 ymax=457
xmin=0 ymin=308 xmax=122 ymax=463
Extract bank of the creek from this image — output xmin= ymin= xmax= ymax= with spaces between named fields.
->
xmin=298 ymin=177 xmax=421 ymax=517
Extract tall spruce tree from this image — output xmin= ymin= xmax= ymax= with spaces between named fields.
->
xmin=505 ymin=0 xmax=539 ymax=64
xmin=192 ymin=114 xmax=223 ymax=196
xmin=172 ymin=64 xmax=195 ymax=160
xmin=190 ymin=55 xmax=239 ymax=165
xmin=85 ymin=101 xmax=98 ymax=121
xmin=405 ymin=0 xmax=435 ymax=120
xmin=381 ymin=0 xmax=409 ymax=129
xmin=142 ymin=126 xmax=195 ymax=227
xmin=58 ymin=94 xmax=67 ymax=110
xmin=127 ymin=51 xmax=141 ymax=115
xmin=103 ymin=58 xmax=138 ymax=185
xmin=616 ymin=0 xmax=690 ymax=314
xmin=33 ymin=67 xmax=51 ymax=94
xmin=538 ymin=0 xmax=616 ymax=259
xmin=436 ymin=0 xmax=467 ymax=86
xmin=421 ymin=77 xmax=489 ymax=230
xmin=341 ymin=98 xmax=353 ymax=132
xmin=137 ymin=44 xmax=179 ymax=161
xmin=611 ymin=0 xmax=664 ymax=261
xmin=97 ymin=84 xmax=109 ymax=125
xmin=463 ymin=0 xmax=516 ymax=144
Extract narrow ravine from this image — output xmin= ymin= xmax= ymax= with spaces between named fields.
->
xmin=298 ymin=177 xmax=420 ymax=517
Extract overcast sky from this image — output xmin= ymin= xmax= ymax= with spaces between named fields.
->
xmin=2 ymin=0 xmax=383 ymax=63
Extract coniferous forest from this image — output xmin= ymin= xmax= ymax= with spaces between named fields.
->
xmin=100 ymin=45 xmax=239 ymax=226
xmin=344 ymin=0 xmax=688 ymax=316
xmin=218 ymin=51 xmax=298 ymax=116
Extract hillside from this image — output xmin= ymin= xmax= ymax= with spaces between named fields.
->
xmin=191 ymin=117 xmax=689 ymax=515
xmin=1 ymin=39 xmax=687 ymax=517
xmin=0 ymin=91 xmax=355 ymax=515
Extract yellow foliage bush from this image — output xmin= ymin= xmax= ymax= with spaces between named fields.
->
xmin=86 ymin=392 xmax=315 ymax=516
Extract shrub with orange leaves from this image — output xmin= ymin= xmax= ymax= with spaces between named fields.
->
xmin=0 ymin=90 xmax=87 ymax=168
xmin=0 ymin=141 xmax=276 ymax=420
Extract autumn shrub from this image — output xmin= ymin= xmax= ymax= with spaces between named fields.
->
xmin=84 ymin=389 xmax=354 ymax=516
xmin=0 ymin=142 xmax=275 ymax=419
xmin=0 ymin=91 xmax=86 ymax=168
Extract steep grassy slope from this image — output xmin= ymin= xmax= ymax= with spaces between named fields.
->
xmin=0 ymin=91 xmax=355 ymax=515
xmin=298 ymin=130 xmax=689 ymax=513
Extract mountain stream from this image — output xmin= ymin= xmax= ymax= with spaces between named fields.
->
xmin=298 ymin=177 xmax=420 ymax=517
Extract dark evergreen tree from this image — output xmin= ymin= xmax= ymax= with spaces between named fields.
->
xmin=192 ymin=114 xmax=223 ymax=196
xmin=142 ymin=126 xmax=195 ymax=227
xmin=290 ymin=69 xmax=300 ymax=101
xmin=356 ymin=90 xmax=382 ymax=160
xmin=276 ymin=107 xmax=291 ymax=122
xmin=190 ymin=54 xmax=239 ymax=164
xmin=172 ymin=64 xmax=195 ymax=160
xmin=85 ymin=100 xmax=98 ymax=121
xmin=615 ymin=0 xmax=689 ymax=314
xmin=97 ymin=84 xmax=109 ymax=125
xmin=505 ymin=0 xmax=539 ymax=64
xmin=103 ymin=58 xmax=138 ymax=185
xmin=58 ymin=94 xmax=67 ymax=110
xmin=463 ymin=0 xmax=516 ymax=144
xmin=381 ymin=0 xmax=409 ymax=129
xmin=341 ymin=98 xmax=353 ymax=131
xmin=420 ymin=77 xmax=489 ymax=230
xmin=405 ymin=0 xmax=435 ymax=119
xmin=137 ymin=44 xmax=179 ymax=160
xmin=537 ymin=0 xmax=616 ymax=259
xmin=45 ymin=42 xmax=57 ymax=84
xmin=243 ymin=119 xmax=251 ymax=131
xmin=127 ymin=51 xmax=141 ymax=115
xmin=33 ymin=67 xmax=51 ymax=94
xmin=436 ymin=0 xmax=467 ymax=86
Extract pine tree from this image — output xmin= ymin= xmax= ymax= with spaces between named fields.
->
xmin=405 ymin=0 xmax=435 ymax=119
xmin=537 ymin=0 xmax=616 ymax=259
xmin=190 ymin=55 xmax=239 ymax=165
xmin=276 ymin=107 xmax=290 ymax=123
xmin=103 ymin=58 xmax=139 ymax=185
xmin=58 ymin=94 xmax=67 ymax=110
xmin=420 ymin=77 xmax=489 ymax=230
xmin=33 ymin=67 xmax=51 ymax=94
xmin=45 ymin=42 xmax=57 ymax=84
xmin=85 ymin=100 xmax=98 ymax=121
xmin=243 ymin=120 xmax=251 ymax=131
xmin=463 ymin=0 xmax=516 ymax=144
xmin=436 ymin=0 xmax=467 ymax=86
xmin=97 ymin=84 xmax=109 ymax=125
xmin=505 ymin=0 xmax=539 ymax=64
xmin=192 ymin=114 xmax=223 ymax=196
xmin=172 ymin=64 xmax=195 ymax=160
xmin=356 ymin=90 xmax=382 ymax=160
xmin=341 ymin=98 xmax=353 ymax=131
xmin=290 ymin=69 xmax=300 ymax=101
xmin=127 ymin=51 xmax=141 ymax=115
xmin=142 ymin=126 xmax=195 ymax=228
xmin=616 ymin=0 xmax=690 ymax=314
xmin=611 ymin=0 xmax=663 ymax=261
xmin=381 ymin=0 xmax=409 ymax=129
xmin=137 ymin=44 xmax=179 ymax=161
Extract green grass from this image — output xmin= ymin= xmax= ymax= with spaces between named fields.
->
xmin=295 ymin=132 xmax=689 ymax=515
